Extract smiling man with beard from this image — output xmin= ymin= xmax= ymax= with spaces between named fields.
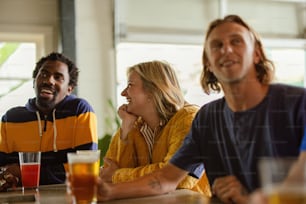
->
xmin=0 ymin=52 xmax=98 ymax=191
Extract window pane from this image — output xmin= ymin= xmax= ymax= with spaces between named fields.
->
xmin=116 ymin=42 xmax=223 ymax=108
xmin=0 ymin=42 xmax=36 ymax=117
xmin=116 ymin=43 xmax=306 ymax=109
xmin=269 ymin=49 xmax=305 ymax=87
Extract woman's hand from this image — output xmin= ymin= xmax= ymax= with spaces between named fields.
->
xmin=100 ymin=158 xmax=119 ymax=183
xmin=212 ymin=175 xmax=249 ymax=204
xmin=117 ymin=104 xmax=137 ymax=140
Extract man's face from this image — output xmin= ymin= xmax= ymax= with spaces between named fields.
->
xmin=205 ymin=22 xmax=260 ymax=85
xmin=34 ymin=60 xmax=73 ymax=112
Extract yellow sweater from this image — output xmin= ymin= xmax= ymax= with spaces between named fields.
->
xmin=104 ymin=104 xmax=211 ymax=197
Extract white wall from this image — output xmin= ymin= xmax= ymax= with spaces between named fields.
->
xmin=0 ymin=0 xmax=59 ymax=54
xmin=75 ymin=0 xmax=116 ymax=137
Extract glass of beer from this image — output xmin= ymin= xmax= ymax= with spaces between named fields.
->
xmin=259 ymin=157 xmax=306 ymax=204
xmin=67 ymin=152 xmax=100 ymax=204
xmin=18 ymin=152 xmax=41 ymax=191
xmin=76 ymin=150 xmax=101 ymax=169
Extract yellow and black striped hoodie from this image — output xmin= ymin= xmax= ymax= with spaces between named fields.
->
xmin=0 ymin=94 xmax=98 ymax=184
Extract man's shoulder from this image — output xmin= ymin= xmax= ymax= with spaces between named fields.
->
xmin=270 ymin=83 xmax=306 ymax=95
xmin=5 ymin=106 xmax=27 ymax=112
xmin=2 ymin=106 xmax=35 ymax=122
xmin=192 ymin=98 xmax=225 ymax=122
xmin=59 ymin=95 xmax=94 ymax=112
xmin=63 ymin=94 xmax=89 ymax=104
xmin=268 ymin=83 xmax=306 ymax=111
xmin=199 ymin=97 xmax=225 ymax=112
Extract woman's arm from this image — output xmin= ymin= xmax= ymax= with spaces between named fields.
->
xmin=98 ymin=163 xmax=188 ymax=201
xmin=105 ymin=106 xmax=198 ymax=184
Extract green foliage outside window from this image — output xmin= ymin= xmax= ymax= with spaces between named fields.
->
xmin=98 ymin=99 xmax=120 ymax=166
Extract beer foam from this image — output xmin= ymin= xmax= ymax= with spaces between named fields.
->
xmin=67 ymin=153 xmax=99 ymax=164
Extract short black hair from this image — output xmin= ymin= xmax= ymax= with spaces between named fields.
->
xmin=32 ymin=52 xmax=79 ymax=87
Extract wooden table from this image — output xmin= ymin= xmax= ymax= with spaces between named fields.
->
xmin=0 ymin=184 xmax=223 ymax=204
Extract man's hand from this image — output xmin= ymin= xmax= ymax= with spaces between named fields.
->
xmin=0 ymin=164 xmax=21 ymax=192
xmin=248 ymin=189 xmax=268 ymax=204
xmin=100 ymin=158 xmax=119 ymax=183
xmin=212 ymin=175 xmax=249 ymax=204
xmin=97 ymin=178 xmax=113 ymax=201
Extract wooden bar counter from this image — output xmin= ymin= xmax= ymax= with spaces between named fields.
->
xmin=0 ymin=184 xmax=223 ymax=204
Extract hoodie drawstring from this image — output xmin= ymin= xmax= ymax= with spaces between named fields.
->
xmin=35 ymin=110 xmax=58 ymax=152
xmin=36 ymin=111 xmax=43 ymax=151
xmin=52 ymin=109 xmax=58 ymax=152
xmin=36 ymin=111 xmax=43 ymax=138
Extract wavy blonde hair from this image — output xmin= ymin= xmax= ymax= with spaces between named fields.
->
xmin=127 ymin=61 xmax=185 ymax=124
xmin=201 ymin=14 xmax=275 ymax=94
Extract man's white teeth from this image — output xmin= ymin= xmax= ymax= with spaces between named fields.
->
xmin=41 ymin=89 xmax=53 ymax=94
xmin=222 ymin=60 xmax=234 ymax=67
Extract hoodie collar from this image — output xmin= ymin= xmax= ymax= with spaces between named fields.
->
xmin=26 ymin=94 xmax=76 ymax=113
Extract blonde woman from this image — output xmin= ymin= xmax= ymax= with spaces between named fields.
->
xmin=100 ymin=60 xmax=211 ymax=196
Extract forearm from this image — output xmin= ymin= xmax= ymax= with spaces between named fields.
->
xmin=112 ymin=162 xmax=165 ymax=183
xmin=99 ymin=164 xmax=187 ymax=201
xmin=106 ymin=171 xmax=175 ymax=200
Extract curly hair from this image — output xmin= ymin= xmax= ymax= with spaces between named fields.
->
xmin=127 ymin=61 xmax=185 ymax=124
xmin=32 ymin=52 xmax=79 ymax=87
xmin=201 ymin=14 xmax=275 ymax=94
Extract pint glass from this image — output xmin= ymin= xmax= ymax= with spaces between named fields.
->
xmin=67 ymin=152 xmax=100 ymax=204
xmin=18 ymin=152 xmax=41 ymax=190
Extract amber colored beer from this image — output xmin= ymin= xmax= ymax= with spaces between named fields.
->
xmin=267 ymin=185 xmax=306 ymax=204
xmin=68 ymin=153 xmax=100 ymax=204
xmin=70 ymin=162 xmax=98 ymax=203
xmin=268 ymin=191 xmax=306 ymax=204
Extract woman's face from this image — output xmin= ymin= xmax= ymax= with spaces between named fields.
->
xmin=121 ymin=71 xmax=152 ymax=116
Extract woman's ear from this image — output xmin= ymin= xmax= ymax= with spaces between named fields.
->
xmin=206 ymin=63 xmax=212 ymax=72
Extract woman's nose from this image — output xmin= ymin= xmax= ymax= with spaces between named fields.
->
xmin=121 ymin=87 xmax=127 ymax=96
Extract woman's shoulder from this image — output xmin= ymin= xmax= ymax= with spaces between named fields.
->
xmin=180 ymin=103 xmax=200 ymax=114
xmin=169 ymin=103 xmax=199 ymax=121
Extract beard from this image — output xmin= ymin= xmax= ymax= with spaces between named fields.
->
xmin=36 ymin=93 xmax=57 ymax=110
